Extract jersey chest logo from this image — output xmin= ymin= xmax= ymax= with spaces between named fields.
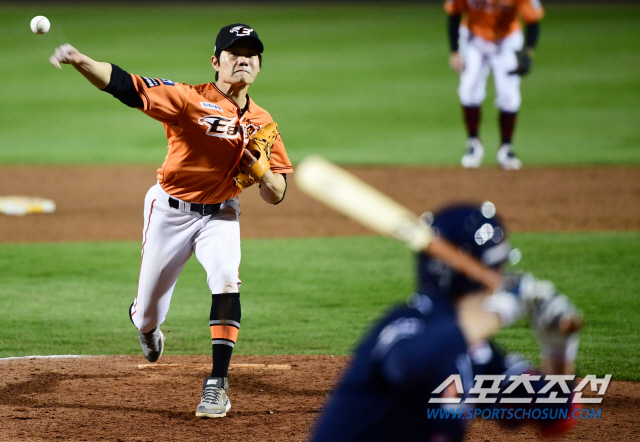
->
xmin=198 ymin=115 xmax=242 ymax=139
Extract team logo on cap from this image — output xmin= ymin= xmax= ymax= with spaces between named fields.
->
xmin=229 ymin=26 xmax=253 ymax=36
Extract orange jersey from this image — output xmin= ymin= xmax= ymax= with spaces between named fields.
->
xmin=131 ymin=75 xmax=293 ymax=204
xmin=445 ymin=0 xmax=544 ymax=42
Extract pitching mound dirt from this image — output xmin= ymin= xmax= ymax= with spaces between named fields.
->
xmin=0 ymin=355 xmax=638 ymax=441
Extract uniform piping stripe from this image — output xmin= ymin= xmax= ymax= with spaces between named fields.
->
xmin=211 ymin=339 xmax=235 ymax=348
xmin=209 ymin=320 xmax=241 ymax=328
xmin=133 ymin=198 xmax=156 ymax=315
xmin=138 ymin=77 xmax=151 ymax=110
xmin=212 ymin=83 xmax=248 ymax=113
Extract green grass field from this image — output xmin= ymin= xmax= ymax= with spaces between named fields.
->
xmin=1 ymin=3 xmax=638 ymax=165
xmin=1 ymin=3 xmax=639 ymax=383
xmin=1 ymin=234 xmax=639 ymax=380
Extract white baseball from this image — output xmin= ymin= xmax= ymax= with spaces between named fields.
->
xmin=30 ymin=16 xmax=50 ymax=34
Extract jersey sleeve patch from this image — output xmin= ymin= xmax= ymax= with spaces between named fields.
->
xmin=141 ymin=77 xmax=176 ymax=88
xmin=141 ymin=76 xmax=160 ymax=88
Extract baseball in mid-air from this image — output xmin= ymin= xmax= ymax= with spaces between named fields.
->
xmin=30 ymin=16 xmax=50 ymax=34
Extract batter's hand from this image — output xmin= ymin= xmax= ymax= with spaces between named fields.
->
xmin=49 ymin=44 xmax=82 ymax=69
xmin=449 ymin=52 xmax=464 ymax=74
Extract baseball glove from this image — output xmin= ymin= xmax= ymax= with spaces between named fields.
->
xmin=234 ymin=122 xmax=278 ymax=190
xmin=508 ymin=50 xmax=533 ymax=76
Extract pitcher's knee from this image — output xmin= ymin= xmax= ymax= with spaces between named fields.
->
xmin=222 ymin=281 xmax=240 ymax=293
xmin=209 ymin=278 xmax=241 ymax=294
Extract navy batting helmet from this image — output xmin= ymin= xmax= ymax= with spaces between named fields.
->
xmin=417 ymin=202 xmax=515 ymax=298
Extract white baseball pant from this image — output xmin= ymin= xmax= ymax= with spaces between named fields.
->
xmin=130 ymin=183 xmax=242 ymax=333
xmin=458 ymin=27 xmax=525 ymax=113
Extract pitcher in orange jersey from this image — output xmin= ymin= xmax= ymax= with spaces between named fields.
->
xmin=50 ymin=23 xmax=292 ymax=418
xmin=445 ymin=0 xmax=544 ymax=170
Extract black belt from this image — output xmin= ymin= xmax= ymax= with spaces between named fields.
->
xmin=168 ymin=197 xmax=221 ymax=216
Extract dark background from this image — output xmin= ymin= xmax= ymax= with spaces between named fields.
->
xmin=3 ymin=0 xmax=638 ymax=4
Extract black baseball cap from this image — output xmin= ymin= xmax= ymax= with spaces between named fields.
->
xmin=214 ymin=23 xmax=264 ymax=57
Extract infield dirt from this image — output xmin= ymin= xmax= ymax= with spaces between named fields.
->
xmin=0 ymin=165 xmax=639 ymax=242
xmin=1 ymin=165 xmax=639 ymax=441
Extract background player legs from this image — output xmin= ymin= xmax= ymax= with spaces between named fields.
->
xmin=491 ymin=32 xmax=524 ymax=170
xmin=499 ymin=110 xmax=518 ymax=147
xmin=462 ymin=105 xmax=481 ymax=140
xmin=458 ymin=39 xmax=490 ymax=168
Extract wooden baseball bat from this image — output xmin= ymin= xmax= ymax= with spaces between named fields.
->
xmin=295 ymin=156 xmax=583 ymax=335
xmin=295 ymin=156 xmax=502 ymax=291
